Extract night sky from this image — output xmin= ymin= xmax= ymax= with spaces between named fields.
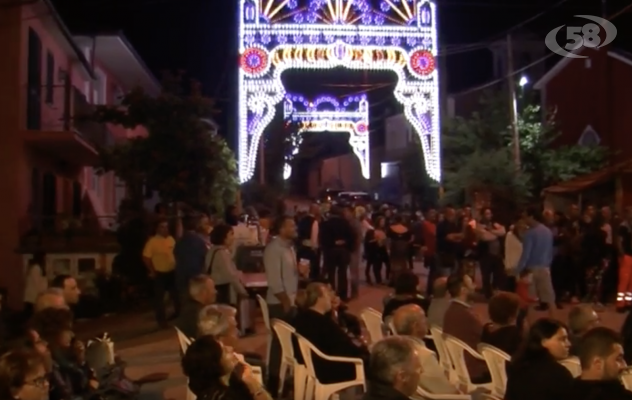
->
xmin=50 ymin=0 xmax=632 ymax=148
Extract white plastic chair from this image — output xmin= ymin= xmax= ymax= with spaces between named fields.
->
xmin=272 ymin=319 xmax=307 ymax=400
xmin=360 ymin=307 xmax=384 ymax=344
xmin=477 ymin=344 xmax=510 ymax=398
xmin=429 ymin=325 xmax=455 ymax=382
xmin=256 ymin=294 xmax=272 ymax=368
xmin=175 ymin=327 xmax=195 ymax=400
xmin=296 ymin=334 xmax=366 ymax=400
xmin=620 ymin=368 xmax=632 ymax=390
xmin=443 ymin=334 xmax=493 ymax=392
xmin=414 ymin=385 xmax=472 ymax=400
xmin=175 ymin=327 xmax=192 ymax=353
xmin=559 ymin=357 xmax=581 ymax=377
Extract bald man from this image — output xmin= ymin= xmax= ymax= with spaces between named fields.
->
xmin=427 ymin=277 xmax=450 ymax=328
xmin=34 ymin=288 xmax=68 ymax=312
xmin=393 ymin=304 xmax=459 ymax=395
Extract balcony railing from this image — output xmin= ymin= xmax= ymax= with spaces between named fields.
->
xmin=18 ymin=214 xmax=120 ymax=253
xmin=27 ymin=84 xmax=114 ymax=149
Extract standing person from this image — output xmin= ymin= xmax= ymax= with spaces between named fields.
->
xmin=617 ymin=206 xmax=632 ymax=312
xmin=578 ymin=207 xmax=608 ymax=303
xmin=208 ymin=224 xmax=248 ymax=305
xmin=263 ymin=216 xmax=300 ymax=395
xmin=600 ymin=206 xmax=618 ymax=304
xmin=143 ymin=218 xmax=181 ymax=328
xmin=476 ymin=207 xmax=506 ymax=299
xmin=365 ymin=216 xmax=388 ymax=285
xmin=517 ymin=207 xmax=555 ymax=318
xmin=297 ymin=204 xmax=321 ymax=281
xmin=387 ymin=216 xmax=412 ymax=287
xmin=504 ymin=217 xmax=526 ymax=293
xmin=320 ymin=206 xmax=356 ymax=301
xmin=436 ymin=206 xmax=463 ymax=273
xmin=174 ymin=215 xmax=208 ymax=294
xmin=24 ymin=252 xmax=48 ymax=317
xmin=346 ymin=206 xmax=364 ymax=298
xmin=422 ymin=209 xmax=438 ymax=296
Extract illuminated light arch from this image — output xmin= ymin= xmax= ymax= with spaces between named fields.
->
xmin=283 ymin=93 xmax=370 ymax=180
xmin=238 ymin=0 xmax=440 ymax=183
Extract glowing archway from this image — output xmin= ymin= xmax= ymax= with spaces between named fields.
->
xmin=283 ymin=93 xmax=369 ymax=180
xmin=238 ymin=0 xmax=440 ymax=183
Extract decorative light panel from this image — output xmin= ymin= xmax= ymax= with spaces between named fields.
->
xmin=238 ymin=0 xmax=440 ymax=183
xmin=283 ymin=93 xmax=370 ymax=179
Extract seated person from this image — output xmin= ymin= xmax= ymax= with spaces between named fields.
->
xmin=505 ymin=319 xmax=573 ymax=400
xmin=568 ymin=305 xmax=600 ymax=356
xmin=382 ymin=271 xmax=430 ymax=321
xmin=174 ymin=275 xmax=217 ymax=338
xmin=197 ymin=305 xmax=266 ymax=376
xmin=293 ymin=282 xmax=370 ymax=384
xmin=31 ymin=307 xmax=98 ymax=399
xmin=392 ymin=304 xmax=460 ymax=395
xmin=182 ymin=335 xmax=273 ymax=400
xmin=481 ymin=292 xmax=523 ymax=356
xmin=0 ymin=348 xmax=49 ymax=400
xmin=443 ymin=272 xmax=489 ymax=384
xmin=427 ymin=277 xmax=450 ymax=328
xmin=567 ymin=327 xmax=632 ymax=400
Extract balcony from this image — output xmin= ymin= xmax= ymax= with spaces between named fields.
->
xmin=18 ymin=214 xmax=120 ymax=254
xmin=23 ymin=85 xmax=114 ymax=166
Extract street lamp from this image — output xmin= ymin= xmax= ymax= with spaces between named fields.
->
xmin=519 ymin=76 xmax=528 ymax=87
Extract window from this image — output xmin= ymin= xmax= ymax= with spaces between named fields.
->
xmin=578 ymin=125 xmax=601 ymax=145
xmin=45 ymin=51 xmax=54 ymax=103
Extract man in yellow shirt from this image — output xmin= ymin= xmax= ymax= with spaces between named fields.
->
xmin=143 ymin=218 xmax=180 ymax=328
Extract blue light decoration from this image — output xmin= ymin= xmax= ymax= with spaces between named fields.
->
xmin=282 ymin=93 xmax=370 ymax=179
xmin=238 ymin=0 xmax=440 ymax=183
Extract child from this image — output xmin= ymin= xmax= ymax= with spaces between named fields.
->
xmin=516 ymin=269 xmax=537 ymax=331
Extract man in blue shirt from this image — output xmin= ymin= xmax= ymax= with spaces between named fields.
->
xmin=517 ymin=207 xmax=556 ymax=318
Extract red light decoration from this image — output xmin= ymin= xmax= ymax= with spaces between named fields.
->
xmin=356 ymin=122 xmax=368 ymax=135
xmin=409 ymin=50 xmax=435 ymax=76
xmin=240 ymin=47 xmax=269 ymax=75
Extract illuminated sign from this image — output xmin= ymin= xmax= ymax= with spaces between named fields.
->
xmin=238 ymin=0 xmax=440 ymax=182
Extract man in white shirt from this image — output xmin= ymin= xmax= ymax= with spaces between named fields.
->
xmin=392 ymin=304 xmax=460 ymax=395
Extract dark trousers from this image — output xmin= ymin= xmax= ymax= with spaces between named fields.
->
xmin=479 ymin=253 xmax=505 ymax=298
xmin=298 ymin=246 xmax=320 ymax=280
xmin=266 ymin=304 xmax=293 ymax=395
xmin=551 ymin=254 xmax=567 ymax=300
xmin=152 ymin=271 xmax=181 ymax=324
xmin=323 ymin=247 xmax=351 ymax=300
xmin=424 ymin=254 xmax=438 ymax=296
xmin=365 ymin=251 xmax=385 ymax=284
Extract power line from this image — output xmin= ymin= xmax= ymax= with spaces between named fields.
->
xmin=453 ymin=1 xmax=632 ymax=96
xmin=437 ymin=0 xmax=573 ymax=57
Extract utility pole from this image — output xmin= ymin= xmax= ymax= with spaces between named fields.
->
xmin=506 ymin=33 xmax=521 ymax=171
xmin=259 ymin=139 xmax=265 ymax=184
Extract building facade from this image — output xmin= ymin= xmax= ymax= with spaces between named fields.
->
xmin=0 ymin=0 xmax=159 ymax=307
xmin=534 ymin=47 xmax=632 ymax=206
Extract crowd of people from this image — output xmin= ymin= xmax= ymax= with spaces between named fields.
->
xmin=8 ymin=197 xmax=632 ymax=400
xmin=0 ymin=274 xmax=160 ymax=400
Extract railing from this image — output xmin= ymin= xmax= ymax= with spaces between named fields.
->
xmin=27 ymin=84 xmax=114 ymax=149
xmin=19 ymin=215 xmax=120 ymax=253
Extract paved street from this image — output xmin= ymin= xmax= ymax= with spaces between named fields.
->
xmin=95 ymin=265 xmax=629 ymax=400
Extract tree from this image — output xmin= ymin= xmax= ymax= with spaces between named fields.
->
xmin=442 ymin=90 xmax=607 ymax=207
xmin=93 ymin=72 xmax=238 ymax=214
